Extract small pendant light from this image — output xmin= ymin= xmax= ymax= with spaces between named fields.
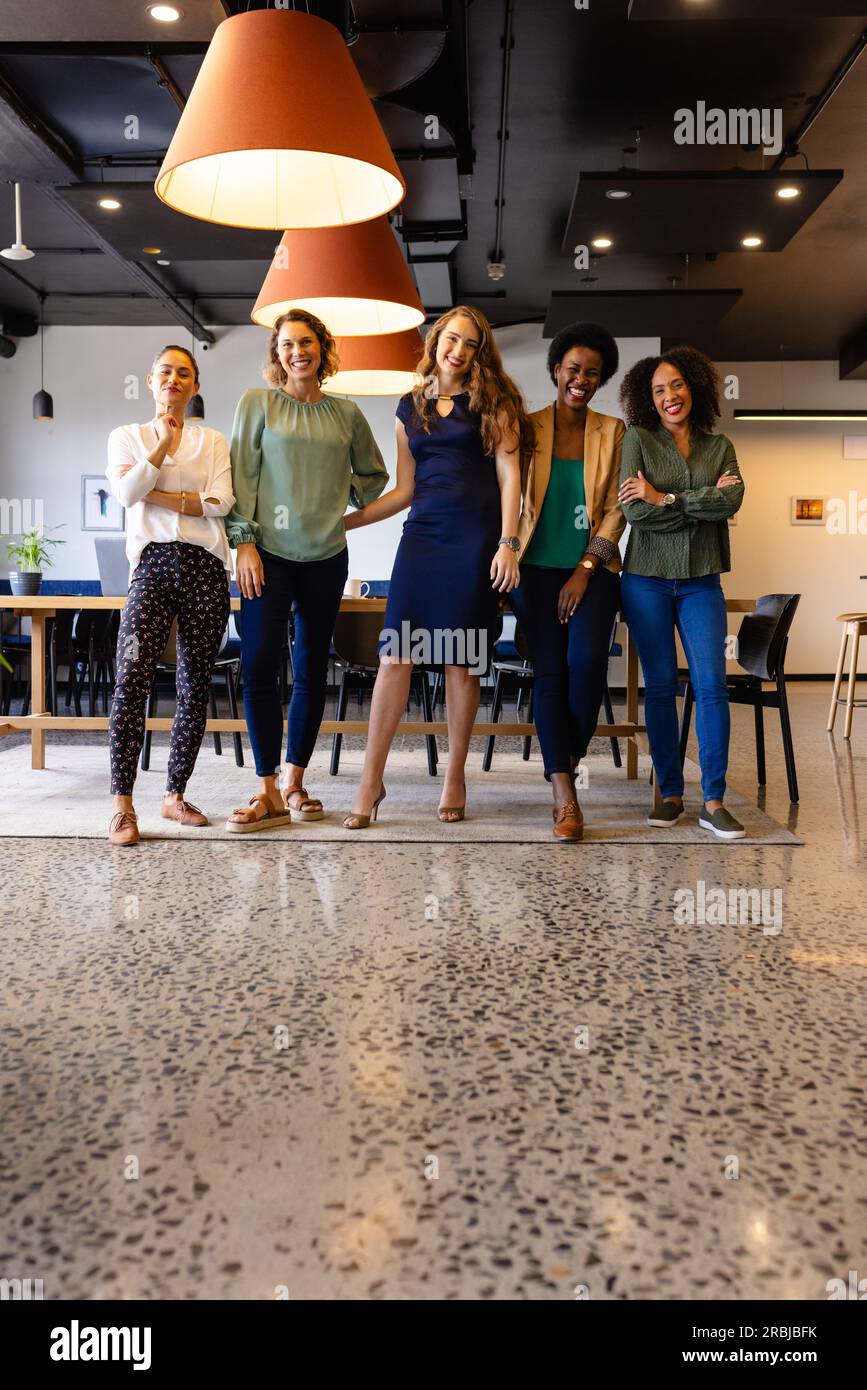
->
xmin=252 ymin=218 xmax=425 ymax=335
xmin=33 ymin=294 xmax=53 ymax=421
xmin=322 ymin=329 xmax=423 ymax=396
xmin=185 ymin=299 xmax=205 ymax=422
xmin=1 ymin=183 xmax=35 ymax=261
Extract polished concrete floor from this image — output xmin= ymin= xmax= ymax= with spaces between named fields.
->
xmin=0 ymin=684 xmax=864 ymax=1300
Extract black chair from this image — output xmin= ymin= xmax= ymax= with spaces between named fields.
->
xmin=67 ymin=609 xmax=118 ymax=716
xmin=678 ymin=593 xmax=801 ymax=803
xmin=483 ymin=619 xmax=623 ymax=772
xmin=329 ymin=609 xmax=437 ymax=776
xmin=141 ymin=620 xmax=243 ymax=770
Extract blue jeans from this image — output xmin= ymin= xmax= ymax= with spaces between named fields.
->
xmin=240 ymin=546 xmax=348 ymax=775
xmin=620 ymin=572 xmax=730 ymax=802
xmin=509 ymin=564 xmax=621 ymax=776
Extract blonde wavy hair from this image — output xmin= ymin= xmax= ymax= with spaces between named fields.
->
xmin=263 ymin=309 xmax=339 ymax=387
xmin=410 ymin=305 xmax=534 ymax=461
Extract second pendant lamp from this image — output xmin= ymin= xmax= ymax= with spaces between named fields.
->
xmin=252 ymin=217 xmax=424 ymax=337
xmin=155 ymin=9 xmax=404 ymax=230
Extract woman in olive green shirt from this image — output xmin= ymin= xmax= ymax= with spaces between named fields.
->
xmin=224 ymin=310 xmax=388 ymax=830
xmin=617 ymin=346 xmax=746 ymax=841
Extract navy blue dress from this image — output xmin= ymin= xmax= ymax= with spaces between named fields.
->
xmin=382 ymin=392 xmax=501 ymax=669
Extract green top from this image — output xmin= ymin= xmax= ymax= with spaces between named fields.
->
xmin=523 ymin=456 xmax=589 ymax=568
xmin=619 ymin=425 xmax=744 ymax=578
xmin=225 ymin=388 xmax=389 ymax=562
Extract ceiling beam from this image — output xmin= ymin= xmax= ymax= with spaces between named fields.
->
xmin=39 ymin=186 xmax=216 ymax=342
xmin=0 ymin=70 xmax=82 ymax=181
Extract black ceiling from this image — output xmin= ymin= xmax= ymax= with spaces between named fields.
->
xmin=0 ymin=0 xmax=866 ymax=375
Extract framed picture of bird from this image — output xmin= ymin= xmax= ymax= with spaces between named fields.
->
xmin=81 ymin=475 xmax=125 ymax=532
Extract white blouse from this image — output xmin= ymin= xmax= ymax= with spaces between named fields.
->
xmin=106 ymin=421 xmax=235 ymax=579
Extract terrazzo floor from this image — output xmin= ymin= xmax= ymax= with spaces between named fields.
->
xmin=0 ymin=683 xmax=865 ymax=1301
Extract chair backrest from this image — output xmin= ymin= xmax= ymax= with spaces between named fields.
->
xmin=737 ymin=594 xmax=800 ymax=680
xmin=332 ymin=610 xmax=384 ymax=669
xmin=94 ymin=537 xmax=130 ymax=596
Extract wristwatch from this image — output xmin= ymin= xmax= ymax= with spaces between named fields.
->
xmin=660 ymin=492 xmax=676 ymax=507
xmin=580 ymin=558 xmax=595 ymax=573
xmin=498 ymin=535 xmax=520 ymax=552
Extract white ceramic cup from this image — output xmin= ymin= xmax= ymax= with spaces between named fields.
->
xmin=344 ymin=578 xmax=371 ymax=599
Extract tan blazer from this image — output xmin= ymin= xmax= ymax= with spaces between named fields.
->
xmin=517 ymin=403 xmax=626 ymax=573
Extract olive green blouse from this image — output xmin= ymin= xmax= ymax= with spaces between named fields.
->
xmin=225 ymin=388 xmax=389 ymax=562
xmin=619 ymin=425 xmax=744 ymax=579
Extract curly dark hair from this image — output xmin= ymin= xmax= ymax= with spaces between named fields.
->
xmin=547 ymin=321 xmax=619 ymax=386
xmin=263 ymin=309 xmax=339 ymax=387
xmin=619 ymin=346 xmax=721 ymax=433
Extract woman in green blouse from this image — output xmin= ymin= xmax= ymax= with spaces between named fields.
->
xmin=224 ymin=310 xmax=388 ymax=830
xmin=617 ymin=346 xmax=746 ymax=840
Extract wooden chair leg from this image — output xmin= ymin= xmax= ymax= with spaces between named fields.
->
xmin=828 ymin=625 xmax=849 ymax=731
xmin=777 ymin=672 xmax=799 ymax=802
xmin=754 ymin=694 xmax=766 ymax=786
xmin=482 ymin=669 xmax=504 ymax=771
xmin=330 ymin=670 xmax=349 ymax=775
xmin=844 ymin=624 xmax=861 ymax=740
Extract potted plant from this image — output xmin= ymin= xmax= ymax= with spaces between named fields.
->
xmin=4 ymin=525 xmax=65 ymax=596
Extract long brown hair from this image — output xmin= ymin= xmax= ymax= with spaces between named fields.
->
xmin=410 ymin=306 xmax=534 ymax=461
xmin=263 ymin=309 xmax=339 ymax=387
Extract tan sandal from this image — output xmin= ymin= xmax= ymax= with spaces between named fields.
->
xmin=282 ymin=785 xmax=325 ymax=821
xmin=226 ymin=794 xmax=293 ymax=833
xmin=437 ymin=782 xmax=466 ymax=823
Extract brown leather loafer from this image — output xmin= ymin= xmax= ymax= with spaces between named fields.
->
xmin=109 ymin=810 xmax=140 ymax=846
xmin=161 ymin=799 xmax=209 ymax=827
xmin=553 ymin=799 xmax=583 ymax=842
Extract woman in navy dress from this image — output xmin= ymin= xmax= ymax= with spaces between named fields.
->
xmin=343 ymin=306 xmax=532 ymax=826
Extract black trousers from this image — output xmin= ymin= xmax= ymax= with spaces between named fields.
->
xmin=509 ymin=563 xmax=620 ymax=776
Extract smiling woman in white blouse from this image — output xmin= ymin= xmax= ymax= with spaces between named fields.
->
xmin=104 ymin=345 xmax=235 ymax=846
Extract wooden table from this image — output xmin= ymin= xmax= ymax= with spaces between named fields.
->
xmin=0 ymin=594 xmax=753 ymax=773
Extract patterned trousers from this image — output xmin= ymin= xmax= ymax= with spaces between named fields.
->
xmin=109 ymin=541 xmax=230 ymax=795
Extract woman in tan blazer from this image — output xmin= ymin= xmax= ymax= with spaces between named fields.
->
xmin=510 ymin=322 xmax=626 ymax=840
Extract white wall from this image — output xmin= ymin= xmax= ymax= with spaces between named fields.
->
xmin=2 ymin=325 xmax=862 ymax=672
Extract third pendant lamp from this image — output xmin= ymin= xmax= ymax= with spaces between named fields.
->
xmin=322 ymin=329 xmax=424 ymax=396
xmin=154 ymin=9 xmax=404 ymax=230
xmin=252 ymin=218 xmax=425 ymax=337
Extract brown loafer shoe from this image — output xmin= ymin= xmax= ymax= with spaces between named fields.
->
xmin=161 ymin=799 xmax=209 ymax=827
xmin=553 ymin=798 xmax=583 ymax=842
xmin=109 ymin=810 xmax=139 ymax=846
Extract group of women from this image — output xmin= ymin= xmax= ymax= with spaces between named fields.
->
xmin=105 ymin=304 xmax=745 ymax=847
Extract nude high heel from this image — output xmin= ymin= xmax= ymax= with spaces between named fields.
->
xmin=343 ymin=784 xmax=386 ymax=830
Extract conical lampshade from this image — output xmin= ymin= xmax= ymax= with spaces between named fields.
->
xmin=155 ymin=10 xmax=405 ymax=230
xmin=251 ymin=218 xmax=425 ymax=335
xmin=322 ymin=330 xmax=423 ymax=395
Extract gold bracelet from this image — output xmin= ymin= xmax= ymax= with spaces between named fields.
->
xmin=181 ymin=491 xmax=186 ymax=514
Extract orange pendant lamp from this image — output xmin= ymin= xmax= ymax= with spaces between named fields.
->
xmin=155 ymin=10 xmax=405 ymax=230
xmin=322 ymin=329 xmax=423 ymax=396
xmin=252 ymin=217 xmax=425 ymax=336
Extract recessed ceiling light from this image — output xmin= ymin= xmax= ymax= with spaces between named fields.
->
xmin=142 ymin=247 xmax=162 ymax=254
xmin=741 ymin=235 xmax=763 ymax=248
xmin=605 ymin=189 xmax=631 ymax=200
xmin=776 ymin=186 xmax=800 ymax=199
xmin=147 ymin=4 xmax=183 ymax=21
xmin=156 ymin=258 xmax=171 ymax=266
xmin=591 ymin=237 xmax=613 ymax=249
xmin=98 ymin=198 xmax=121 ymax=210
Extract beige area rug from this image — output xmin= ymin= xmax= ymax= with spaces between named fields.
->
xmin=0 ymin=739 xmax=800 ymax=845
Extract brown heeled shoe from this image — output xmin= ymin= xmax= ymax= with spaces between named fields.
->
xmin=343 ymin=784 xmax=386 ymax=830
xmin=437 ymin=781 xmax=466 ymax=823
xmin=553 ymin=798 xmax=583 ymax=842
